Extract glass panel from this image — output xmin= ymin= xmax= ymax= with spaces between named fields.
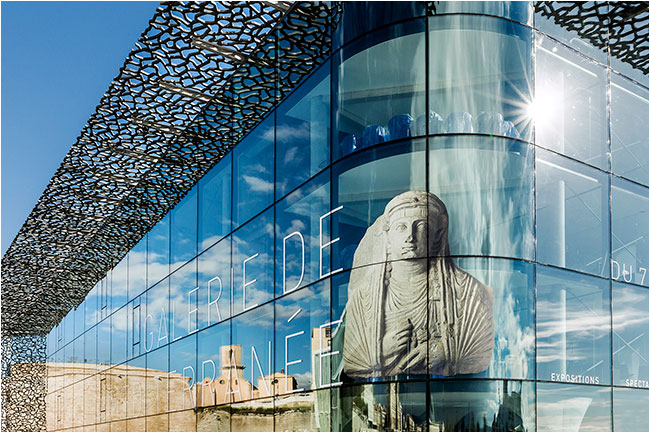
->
xmin=429 ymin=15 xmax=533 ymax=141
xmin=145 ymin=346 xmax=169 ymax=416
xmin=197 ymin=321 xmax=231 ymax=408
xmin=171 ymin=187 xmax=198 ymax=271
xmin=233 ymin=117 xmax=274 ymax=227
xmin=169 ymin=409 xmax=196 ymax=431
xmin=429 ymin=137 xmax=534 ymax=260
xmin=126 ymin=355 xmax=146 ymax=420
xmin=74 ymin=301 xmax=85 ymax=339
xmin=230 ymin=304 xmax=274 ymax=402
xmin=536 ymin=149 xmax=610 ymax=277
xmin=332 ymin=382 xmax=427 ymax=431
xmin=230 ymin=398 xmax=273 ymax=432
xmin=130 ymin=295 xmax=144 ymax=360
xmin=334 ymin=3 xmax=425 ymax=50
xmin=146 ymin=413 xmax=168 ymax=432
xmin=429 ymin=380 xmax=535 ymax=431
xmin=537 ymin=266 xmax=611 ymax=385
xmin=534 ymin=5 xmax=608 ymax=64
xmin=145 ymin=279 xmax=170 ymax=353
xmin=85 ymin=283 xmax=100 ymax=330
xmin=170 ymin=259 xmax=198 ymax=341
xmin=275 ymin=171 xmax=331 ymax=295
xmin=83 ymin=374 xmax=97 ymax=428
xmin=612 ymin=281 xmax=649 ymax=388
xmin=169 ymin=335 xmax=197 ymax=413
xmin=232 ymin=208 xmax=274 ymax=316
xmin=537 ymin=383 xmax=611 ymax=432
xmin=611 ymin=73 xmax=649 ymax=185
xmin=332 ymin=140 xmax=426 ymax=272
xmin=458 ymin=258 xmax=535 ymax=379
xmin=431 ymin=1 xmax=533 ymax=24
xmin=130 ymin=235 xmax=148 ymax=301
xmin=198 ymin=236 xmax=231 ymax=330
xmin=112 ymin=254 xmax=128 ymax=311
xmin=535 ymin=34 xmax=608 ymax=169
xmin=274 ymin=281 xmax=330 ymax=395
xmin=611 ymin=178 xmax=649 ymax=286
xmin=197 ymin=404 xmax=230 ymax=431
xmin=111 ymin=306 xmax=127 ymax=367
xmin=107 ymin=365 xmax=127 ymax=422
xmin=149 ymin=214 xmax=170 ymax=289
xmin=334 ymin=21 xmax=426 ymax=161
xmin=84 ymin=326 xmax=97 ymax=374
xmin=198 ymin=154 xmax=231 ymax=252
xmin=64 ymin=309 xmax=74 ymax=347
xmin=613 ymin=387 xmax=650 ymax=432
xmin=274 ymin=391 xmax=321 ymax=432
xmin=97 ymin=318 xmax=111 ymax=369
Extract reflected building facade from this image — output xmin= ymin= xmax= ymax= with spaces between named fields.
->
xmin=32 ymin=1 xmax=649 ymax=432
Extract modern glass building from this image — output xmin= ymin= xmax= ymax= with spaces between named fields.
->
xmin=2 ymin=2 xmax=648 ymax=432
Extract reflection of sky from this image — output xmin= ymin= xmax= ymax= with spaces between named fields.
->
xmin=537 ymin=384 xmax=611 ymax=432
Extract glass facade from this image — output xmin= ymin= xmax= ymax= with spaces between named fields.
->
xmin=44 ymin=2 xmax=648 ymax=432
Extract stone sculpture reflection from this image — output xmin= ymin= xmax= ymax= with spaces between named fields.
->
xmin=343 ymin=191 xmax=494 ymax=377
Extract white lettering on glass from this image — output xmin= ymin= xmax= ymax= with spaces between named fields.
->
xmin=188 ymin=287 xmax=199 ymax=334
xmin=251 ymin=342 xmax=272 ymax=397
xmin=242 ymin=254 xmax=260 ymax=312
xmin=208 ymin=276 xmax=223 ymax=323
xmin=182 ymin=365 xmax=195 ymax=408
xmin=158 ymin=308 xmax=168 ymax=346
xmin=202 ymin=359 xmax=217 ymax=405
xmin=283 ymin=231 xmax=305 ymax=294
xmin=320 ymin=206 xmax=343 ymax=278
xmin=285 ymin=331 xmax=305 ymax=393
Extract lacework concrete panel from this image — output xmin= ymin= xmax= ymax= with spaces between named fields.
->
xmin=1 ymin=336 xmax=47 ymax=432
xmin=1 ymin=1 xmax=339 ymax=337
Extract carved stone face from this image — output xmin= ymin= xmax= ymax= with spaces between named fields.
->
xmin=386 ymin=207 xmax=428 ymax=259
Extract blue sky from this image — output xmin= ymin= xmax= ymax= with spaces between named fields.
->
xmin=1 ymin=1 xmax=160 ymax=255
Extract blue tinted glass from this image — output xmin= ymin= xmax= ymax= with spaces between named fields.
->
xmin=169 ymin=334 xmax=197 ymax=412
xmin=112 ymin=254 xmax=128 ymax=311
xmin=198 ymin=237 xmax=231 ymax=330
xmin=198 ymin=154 xmax=232 ymax=252
xmin=612 ymin=281 xmax=649 ymax=388
xmin=97 ymin=318 xmax=111 ymax=368
xmin=85 ymin=283 xmax=100 ymax=330
xmin=275 ymin=171 xmax=330 ymax=295
xmin=148 ymin=214 xmax=170 ymax=288
xmin=232 ymin=208 xmax=274 ymax=316
xmin=537 ymin=383 xmax=611 ymax=431
xmin=276 ymin=61 xmax=330 ymax=198
xmin=611 ymin=74 xmax=649 ymax=185
xmin=145 ymin=278 xmax=169 ymax=353
xmin=111 ymin=306 xmax=127 ymax=366
xmin=84 ymin=326 xmax=97 ymax=367
xmin=233 ymin=117 xmax=274 ymax=227
xmin=231 ymin=304 xmax=274 ymax=401
xmin=334 ymin=2 xmax=426 ymax=50
xmin=129 ymin=235 xmax=147 ymax=301
xmin=431 ymin=1 xmax=532 ymax=24
xmin=429 ymin=380 xmax=536 ymax=431
xmin=274 ymin=281 xmax=330 ymax=394
xmin=64 ymin=309 xmax=74 ymax=347
xmin=429 ymin=15 xmax=533 ymax=142
xmin=613 ymin=388 xmax=650 ymax=432
xmin=170 ymin=259 xmax=198 ymax=341
xmin=457 ymin=258 xmax=534 ymax=379
xmin=171 ymin=187 xmax=198 ymax=271
xmin=537 ymin=266 xmax=611 ymax=385
xmin=333 ymin=140 xmax=426 ymax=272
xmin=430 ymin=137 xmax=534 ymax=260
xmin=334 ymin=21 xmax=426 ymax=161
xmin=537 ymin=149 xmax=610 ymax=277
xmin=197 ymin=321 xmax=230 ymax=407
xmin=129 ymin=296 xmax=144 ymax=360
xmin=611 ymin=178 xmax=649 ymax=286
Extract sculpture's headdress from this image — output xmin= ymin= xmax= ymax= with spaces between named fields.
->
xmin=382 ymin=190 xmax=450 ymax=256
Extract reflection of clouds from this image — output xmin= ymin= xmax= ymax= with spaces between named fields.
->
xmin=538 ymin=386 xmax=611 ymax=432
xmin=243 ymin=174 xmax=274 ymax=193
xmin=537 ymin=299 xmax=610 ymax=339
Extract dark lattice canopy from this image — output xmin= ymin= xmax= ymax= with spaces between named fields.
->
xmin=1 ymin=1 xmax=340 ymax=336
